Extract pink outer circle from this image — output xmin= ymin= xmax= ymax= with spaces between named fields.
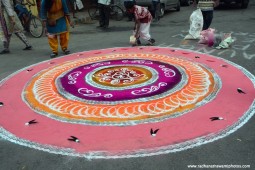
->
xmin=0 ymin=47 xmax=255 ymax=158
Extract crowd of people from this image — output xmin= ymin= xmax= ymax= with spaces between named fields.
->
xmin=0 ymin=0 xmax=219 ymax=57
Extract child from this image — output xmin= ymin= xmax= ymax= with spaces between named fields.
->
xmin=125 ymin=2 xmax=155 ymax=46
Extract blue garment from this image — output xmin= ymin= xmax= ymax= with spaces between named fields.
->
xmin=47 ymin=17 xmax=68 ymax=34
xmin=40 ymin=0 xmax=70 ymax=34
xmin=14 ymin=4 xmax=29 ymax=18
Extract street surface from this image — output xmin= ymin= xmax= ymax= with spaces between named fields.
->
xmin=0 ymin=2 xmax=255 ymax=170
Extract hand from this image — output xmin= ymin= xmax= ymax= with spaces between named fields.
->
xmin=69 ymin=21 xmax=75 ymax=28
xmin=134 ymin=32 xmax=139 ymax=38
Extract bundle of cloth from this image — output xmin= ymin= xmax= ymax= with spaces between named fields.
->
xmin=198 ymin=28 xmax=235 ymax=49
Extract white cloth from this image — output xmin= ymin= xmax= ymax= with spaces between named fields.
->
xmin=98 ymin=0 xmax=111 ymax=5
xmin=75 ymin=0 xmax=84 ymax=10
xmin=134 ymin=22 xmax=151 ymax=41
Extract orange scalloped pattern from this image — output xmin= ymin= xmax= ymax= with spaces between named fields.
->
xmin=23 ymin=53 xmax=215 ymax=123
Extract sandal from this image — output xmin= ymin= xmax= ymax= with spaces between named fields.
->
xmin=146 ymin=38 xmax=155 ymax=46
xmin=23 ymin=46 xmax=32 ymax=50
xmin=50 ymin=52 xmax=58 ymax=58
xmin=63 ymin=49 xmax=70 ymax=55
xmin=0 ymin=49 xmax=10 ymax=54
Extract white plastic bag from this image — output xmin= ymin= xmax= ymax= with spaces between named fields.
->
xmin=130 ymin=35 xmax=136 ymax=45
xmin=184 ymin=9 xmax=203 ymax=40
xmin=75 ymin=0 xmax=84 ymax=10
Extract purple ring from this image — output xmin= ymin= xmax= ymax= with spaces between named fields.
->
xmin=58 ymin=59 xmax=183 ymax=103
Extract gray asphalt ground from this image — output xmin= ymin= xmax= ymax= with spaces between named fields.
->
xmin=0 ymin=1 xmax=255 ymax=170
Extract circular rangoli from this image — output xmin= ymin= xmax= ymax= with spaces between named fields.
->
xmin=0 ymin=47 xmax=254 ymax=159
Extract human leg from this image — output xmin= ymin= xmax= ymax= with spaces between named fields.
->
xmin=103 ymin=5 xmax=110 ymax=28
xmin=0 ymin=11 xmax=11 ymax=54
xmin=139 ymin=23 xmax=155 ymax=45
xmin=139 ymin=23 xmax=151 ymax=41
xmin=60 ymin=32 xmax=70 ymax=54
xmin=48 ymin=35 xmax=59 ymax=57
xmin=14 ymin=32 xmax=32 ymax=50
xmin=0 ymin=34 xmax=11 ymax=54
xmin=152 ymin=1 xmax=157 ymax=19
xmin=0 ymin=41 xmax=10 ymax=54
xmin=98 ymin=4 xmax=105 ymax=27
xmin=202 ymin=11 xmax=213 ymax=30
xmin=155 ymin=2 xmax=160 ymax=21
xmin=72 ymin=1 xmax=77 ymax=18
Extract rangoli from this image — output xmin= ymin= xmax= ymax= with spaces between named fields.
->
xmin=0 ymin=47 xmax=254 ymax=159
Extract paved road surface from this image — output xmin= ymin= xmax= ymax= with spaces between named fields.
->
xmin=0 ymin=2 xmax=255 ymax=170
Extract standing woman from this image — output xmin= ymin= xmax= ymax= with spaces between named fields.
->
xmin=0 ymin=0 xmax=32 ymax=54
xmin=40 ymin=0 xmax=73 ymax=58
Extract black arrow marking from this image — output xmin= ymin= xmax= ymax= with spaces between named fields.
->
xmin=210 ymin=117 xmax=224 ymax=121
xmin=68 ymin=136 xmax=80 ymax=143
xmin=221 ymin=64 xmax=228 ymax=68
xmin=25 ymin=119 xmax=38 ymax=125
xmin=237 ymin=88 xmax=246 ymax=94
xmin=150 ymin=128 xmax=159 ymax=136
